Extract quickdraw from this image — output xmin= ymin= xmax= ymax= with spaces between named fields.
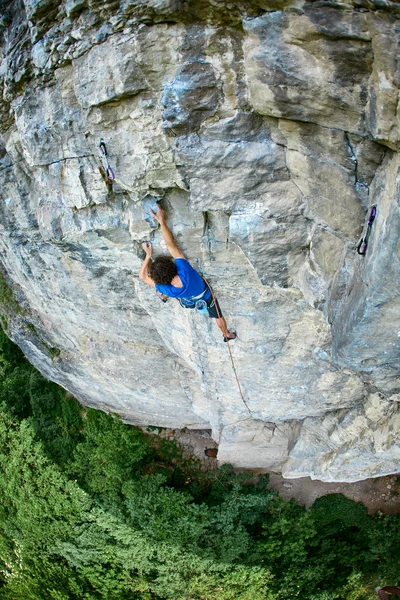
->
xmin=357 ymin=204 xmax=377 ymax=255
xmin=99 ymin=138 xmax=115 ymax=181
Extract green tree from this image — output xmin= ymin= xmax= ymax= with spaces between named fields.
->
xmin=0 ymin=406 xmax=90 ymax=599
xmin=0 ymin=327 xmax=32 ymax=420
xmin=67 ymin=409 xmax=148 ymax=500
xmin=0 ymin=327 xmax=399 ymax=600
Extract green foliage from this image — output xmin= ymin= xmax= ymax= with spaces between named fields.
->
xmin=28 ymin=371 xmax=84 ymax=466
xmin=0 ymin=407 xmax=91 ymax=599
xmin=0 ymin=327 xmax=399 ymax=600
xmin=0 ymin=271 xmax=23 ymax=328
xmin=67 ymin=409 xmax=148 ymax=499
xmin=0 ymin=327 xmax=33 ymax=419
xmin=362 ymin=511 xmax=400 ymax=583
xmin=311 ymin=493 xmax=370 ymax=529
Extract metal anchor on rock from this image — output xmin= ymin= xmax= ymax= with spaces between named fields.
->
xmin=357 ymin=204 xmax=377 ymax=255
xmin=99 ymin=138 xmax=115 ymax=181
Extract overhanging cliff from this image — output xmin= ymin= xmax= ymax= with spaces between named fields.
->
xmin=0 ymin=0 xmax=399 ymax=481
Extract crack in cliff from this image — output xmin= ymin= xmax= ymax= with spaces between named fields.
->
xmin=43 ymin=153 xmax=93 ymax=167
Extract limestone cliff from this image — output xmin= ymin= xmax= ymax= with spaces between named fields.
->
xmin=0 ymin=0 xmax=399 ymax=482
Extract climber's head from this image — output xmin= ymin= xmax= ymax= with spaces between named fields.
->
xmin=148 ymin=255 xmax=178 ymax=285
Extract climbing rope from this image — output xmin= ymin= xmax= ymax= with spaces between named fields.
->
xmin=202 ymin=276 xmax=251 ymax=415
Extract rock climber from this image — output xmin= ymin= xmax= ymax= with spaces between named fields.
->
xmin=139 ymin=206 xmax=236 ymax=342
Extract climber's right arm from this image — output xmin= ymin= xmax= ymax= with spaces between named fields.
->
xmin=150 ymin=207 xmax=185 ymax=259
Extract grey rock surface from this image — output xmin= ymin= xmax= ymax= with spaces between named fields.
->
xmin=73 ymin=38 xmax=148 ymax=109
xmin=243 ymin=8 xmax=372 ymax=134
xmin=0 ymin=0 xmax=399 ymax=481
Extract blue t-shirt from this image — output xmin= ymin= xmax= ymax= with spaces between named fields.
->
xmin=155 ymin=258 xmax=210 ymax=299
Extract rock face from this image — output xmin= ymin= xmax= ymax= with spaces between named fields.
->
xmin=0 ymin=0 xmax=399 ymax=482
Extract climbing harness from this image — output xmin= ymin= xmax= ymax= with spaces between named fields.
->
xmin=178 ymin=287 xmax=210 ymax=312
xmin=99 ymin=138 xmax=115 ymax=181
xmin=202 ymin=276 xmax=251 ymax=415
xmin=357 ymin=205 xmax=377 ymax=255
xmin=377 ymin=587 xmax=400 ymax=599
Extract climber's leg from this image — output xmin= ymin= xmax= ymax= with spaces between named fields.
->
xmin=216 ymin=316 xmax=232 ymax=338
xmin=207 ymin=297 xmax=236 ymax=341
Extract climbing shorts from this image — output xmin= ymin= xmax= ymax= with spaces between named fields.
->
xmin=206 ymin=296 xmax=223 ymax=319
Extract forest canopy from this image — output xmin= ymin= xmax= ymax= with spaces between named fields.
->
xmin=0 ymin=327 xmax=399 ymax=600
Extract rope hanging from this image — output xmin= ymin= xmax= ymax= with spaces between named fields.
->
xmin=202 ymin=276 xmax=251 ymax=415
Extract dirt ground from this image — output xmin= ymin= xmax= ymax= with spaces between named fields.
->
xmin=266 ymin=472 xmax=400 ymax=515
xmin=149 ymin=427 xmax=400 ymax=515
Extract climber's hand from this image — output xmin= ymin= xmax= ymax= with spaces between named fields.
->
xmin=142 ymin=241 xmax=152 ymax=256
xmin=150 ymin=206 xmax=165 ymax=224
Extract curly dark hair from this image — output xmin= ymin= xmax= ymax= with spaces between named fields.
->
xmin=148 ymin=256 xmax=178 ymax=285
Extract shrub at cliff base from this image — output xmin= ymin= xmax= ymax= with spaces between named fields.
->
xmin=0 ymin=328 xmax=399 ymax=600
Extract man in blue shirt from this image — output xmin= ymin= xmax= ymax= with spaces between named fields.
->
xmin=139 ymin=206 xmax=236 ymax=342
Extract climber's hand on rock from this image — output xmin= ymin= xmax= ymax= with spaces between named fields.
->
xmin=142 ymin=241 xmax=152 ymax=256
xmin=150 ymin=206 xmax=165 ymax=224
